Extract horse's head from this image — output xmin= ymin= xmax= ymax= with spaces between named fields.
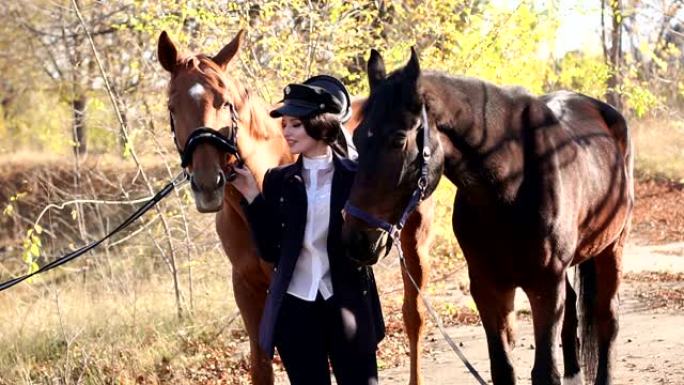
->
xmin=342 ymin=48 xmax=444 ymax=265
xmin=158 ymin=30 xmax=249 ymax=213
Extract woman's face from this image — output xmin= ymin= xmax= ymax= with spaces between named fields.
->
xmin=281 ymin=115 xmax=327 ymax=156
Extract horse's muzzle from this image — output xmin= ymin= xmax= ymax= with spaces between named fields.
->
xmin=190 ymin=169 xmax=226 ymax=213
xmin=341 ymin=226 xmax=393 ymax=266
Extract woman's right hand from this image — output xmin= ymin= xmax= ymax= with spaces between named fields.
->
xmin=230 ymin=165 xmax=260 ymax=203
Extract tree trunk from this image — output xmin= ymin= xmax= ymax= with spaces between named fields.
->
xmin=603 ymin=0 xmax=623 ymax=110
xmin=72 ymin=95 xmax=87 ymax=155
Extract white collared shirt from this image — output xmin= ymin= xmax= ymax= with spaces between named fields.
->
xmin=286 ymin=148 xmax=335 ymax=301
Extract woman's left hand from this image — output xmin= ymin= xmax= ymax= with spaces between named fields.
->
xmin=230 ymin=165 xmax=260 ymax=203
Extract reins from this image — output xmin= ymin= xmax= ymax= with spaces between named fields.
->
xmin=0 ymin=94 xmax=246 ymax=293
xmin=0 ymin=171 xmax=189 ymax=293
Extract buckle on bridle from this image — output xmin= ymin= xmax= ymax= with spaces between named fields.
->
xmin=172 ymin=170 xmax=190 ymax=187
xmin=417 ymin=176 xmax=428 ymax=191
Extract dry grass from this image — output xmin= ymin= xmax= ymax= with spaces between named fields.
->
xmin=0 ymin=156 xmax=252 ymax=384
xmin=0 ymin=114 xmax=682 ymax=384
xmin=632 ymin=115 xmax=684 ymax=182
xmin=0 ymin=247 xmax=244 ymax=385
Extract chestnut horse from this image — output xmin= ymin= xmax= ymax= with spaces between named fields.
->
xmin=342 ymin=48 xmax=633 ymax=385
xmin=158 ymin=31 xmax=433 ymax=385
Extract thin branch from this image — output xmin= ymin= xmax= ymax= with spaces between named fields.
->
xmin=73 ymin=0 xmax=186 ymax=319
xmin=601 ymin=0 xmax=608 ymax=64
xmin=32 ymin=195 xmax=161 ymax=229
xmin=107 ymin=213 xmax=161 ymax=248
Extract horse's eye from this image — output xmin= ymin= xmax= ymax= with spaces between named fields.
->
xmin=391 ymin=133 xmax=407 ymax=148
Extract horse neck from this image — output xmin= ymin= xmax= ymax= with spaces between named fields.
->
xmin=237 ymin=96 xmax=293 ymax=190
xmin=427 ymin=76 xmax=525 ymax=201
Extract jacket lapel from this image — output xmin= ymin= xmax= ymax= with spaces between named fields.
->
xmin=328 ymin=155 xmax=356 ymax=253
xmin=281 ymin=157 xmax=307 ymax=261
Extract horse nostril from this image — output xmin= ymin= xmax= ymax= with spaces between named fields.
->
xmin=352 ymin=229 xmax=367 ymax=249
xmin=190 ymin=176 xmax=200 ymax=192
xmin=216 ymin=170 xmax=226 ymax=188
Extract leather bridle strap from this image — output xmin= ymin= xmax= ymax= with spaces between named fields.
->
xmin=169 ymin=102 xmax=241 ymax=168
xmin=344 ymin=105 xmax=432 ymax=238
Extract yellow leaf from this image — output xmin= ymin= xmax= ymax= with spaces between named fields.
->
xmin=30 ymin=244 xmax=40 ymax=258
xmin=35 ymin=225 xmax=43 ymax=234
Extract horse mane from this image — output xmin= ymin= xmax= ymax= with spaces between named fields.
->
xmin=180 ymin=54 xmax=278 ymax=142
xmin=246 ymin=94 xmax=279 ymax=141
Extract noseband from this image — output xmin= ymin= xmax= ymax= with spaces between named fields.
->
xmin=344 ymin=105 xmax=432 ymax=239
xmin=170 ymin=101 xmax=242 ymax=168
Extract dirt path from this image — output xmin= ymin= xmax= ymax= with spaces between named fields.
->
xmin=380 ymin=241 xmax=684 ymax=384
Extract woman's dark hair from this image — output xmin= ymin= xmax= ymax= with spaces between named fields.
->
xmin=301 ymin=112 xmax=348 ymax=157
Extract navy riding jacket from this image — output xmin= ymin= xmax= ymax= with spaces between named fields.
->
xmin=242 ymin=155 xmax=385 ymax=358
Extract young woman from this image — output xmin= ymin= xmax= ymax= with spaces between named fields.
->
xmin=230 ymin=75 xmax=385 ymax=385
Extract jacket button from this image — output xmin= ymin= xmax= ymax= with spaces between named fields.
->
xmin=266 ymin=289 xmax=270 ymax=294
xmin=273 ymin=266 xmax=278 ymax=272
xmin=281 ymin=222 xmax=285 ymax=228
xmin=362 ymin=290 xmax=368 ymax=295
xmin=279 ymin=197 xmax=284 ymax=203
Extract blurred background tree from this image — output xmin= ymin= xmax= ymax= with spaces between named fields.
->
xmin=1 ymin=1 xmax=684 ymax=382
xmin=1 ymin=0 xmax=681 ymax=157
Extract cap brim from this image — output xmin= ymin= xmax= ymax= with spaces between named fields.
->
xmin=269 ymin=101 xmax=318 ymax=118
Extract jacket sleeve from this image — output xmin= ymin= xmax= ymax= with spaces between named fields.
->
xmin=241 ymin=168 xmax=281 ymax=263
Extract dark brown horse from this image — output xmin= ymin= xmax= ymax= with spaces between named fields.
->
xmin=158 ymin=31 xmax=434 ymax=385
xmin=342 ymin=48 xmax=633 ymax=385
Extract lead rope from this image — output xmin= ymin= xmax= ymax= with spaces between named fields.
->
xmin=0 ymin=171 xmax=189 ymax=293
xmin=393 ymin=235 xmax=489 ymax=384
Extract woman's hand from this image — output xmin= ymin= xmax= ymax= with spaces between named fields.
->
xmin=230 ymin=165 xmax=260 ymax=203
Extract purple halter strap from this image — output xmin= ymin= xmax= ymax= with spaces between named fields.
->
xmin=344 ymin=105 xmax=432 ymax=238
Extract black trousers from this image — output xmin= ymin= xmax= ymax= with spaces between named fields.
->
xmin=275 ymin=293 xmax=379 ymax=385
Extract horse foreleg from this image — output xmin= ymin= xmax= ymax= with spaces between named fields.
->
xmin=526 ymin=273 xmax=565 ymax=385
xmin=471 ymin=279 xmax=517 ymax=385
xmin=399 ymin=203 xmax=434 ymax=385
xmin=232 ymin=269 xmax=273 ymax=385
xmin=399 ymin=242 xmax=428 ymax=385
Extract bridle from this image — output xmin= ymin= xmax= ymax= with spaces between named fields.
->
xmin=170 ymin=101 xmax=242 ymax=168
xmin=344 ymin=105 xmax=432 ymax=240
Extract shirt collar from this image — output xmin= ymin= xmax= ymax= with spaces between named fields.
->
xmin=302 ymin=147 xmax=333 ymax=171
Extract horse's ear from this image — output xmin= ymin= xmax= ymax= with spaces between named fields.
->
xmin=404 ymin=46 xmax=421 ymax=82
xmin=367 ymin=49 xmax=386 ymax=91
xmin=213 ymin=29 xmax=246 ymax=70
xmin=158 ymin=31 xmax=180 ymax=73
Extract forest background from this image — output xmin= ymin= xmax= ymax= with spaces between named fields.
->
xmin=0 ymin=0 xmax=683 ymax=383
